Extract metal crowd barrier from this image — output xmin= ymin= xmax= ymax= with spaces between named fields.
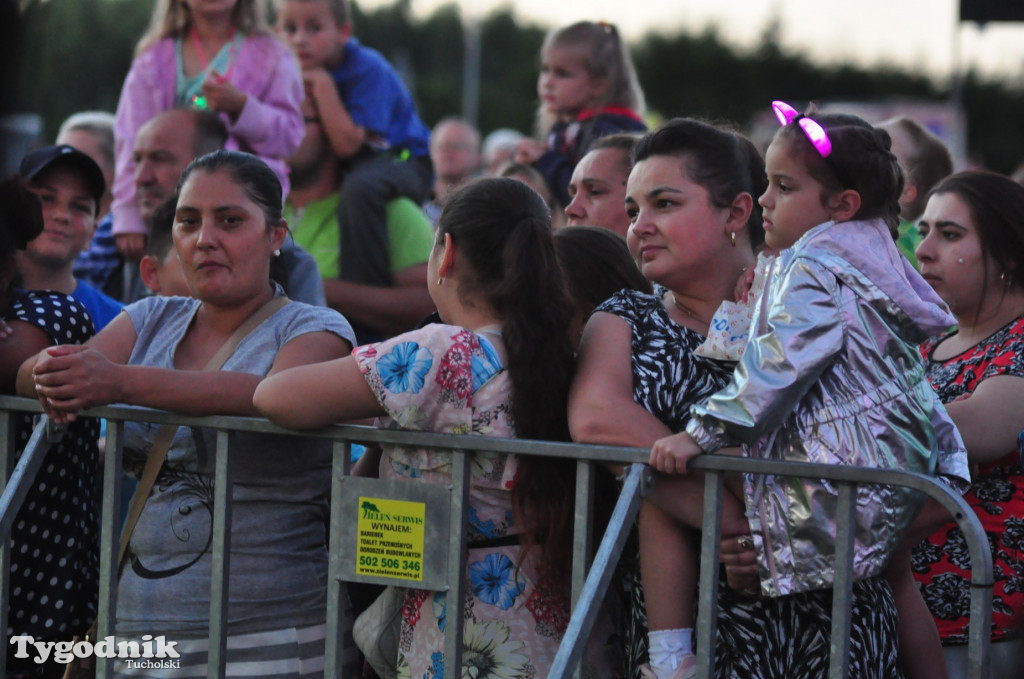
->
xmin=0 ymin=395 xmax=993 ymax=679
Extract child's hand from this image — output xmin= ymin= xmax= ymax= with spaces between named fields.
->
xmin=734 ymin=265 xmax=756 ymax=303
xmin=116 ymin=233 xmax=147 ymax=262
xmin=514 ymin=138 xmax=545 ymax=165
xmin=650 ymin=432 xmax=704 ymax=474
xmin=201 ymin=74 xmax=247 ymax=119
xmin=302 ymin=68 xmax=343 ymax=111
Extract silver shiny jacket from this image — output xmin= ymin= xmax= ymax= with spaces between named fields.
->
xmin=687 ymin=219 xmax=970 ymax=597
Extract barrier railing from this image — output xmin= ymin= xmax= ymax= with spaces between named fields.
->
xmin=0 ymin=396 xmax=993 ymax=679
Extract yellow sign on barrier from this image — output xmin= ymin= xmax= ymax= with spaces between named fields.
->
xmin=355 ymin=496 xmax=426 ymax=581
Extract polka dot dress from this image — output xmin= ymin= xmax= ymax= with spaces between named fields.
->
xmin=5 ymin=290 xmax=99 ymax=641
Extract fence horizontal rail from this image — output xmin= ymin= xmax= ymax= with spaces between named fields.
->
xmin=0 ymin=396 xmax=994 ymax=679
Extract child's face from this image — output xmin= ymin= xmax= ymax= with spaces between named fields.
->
xmin=142 ymin=250 xmax=194 ymax=298
xmin=24 ymin=165 xmax=97 ymax=269
xmin=538 ymin=46 xmax=602 ymax=119
xmin=758 ymin=138 xmax=835 ymax=250
xmin=275 ymin=0 xmax=348 ymax=70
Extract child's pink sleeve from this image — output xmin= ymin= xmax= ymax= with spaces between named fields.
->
xmin=111 ymin=43 xmax=176 ymax=237
xmin=228 ymin=36 xmax=304 ymax=160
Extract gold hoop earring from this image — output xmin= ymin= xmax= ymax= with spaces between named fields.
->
xmin=730 ymin=232 xmax=737 ymax=247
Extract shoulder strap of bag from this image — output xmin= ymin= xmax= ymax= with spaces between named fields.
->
xmin=116 ymin=295 xmax=290 ymax=572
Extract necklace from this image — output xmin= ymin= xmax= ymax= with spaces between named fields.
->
xmin=670 ymin=292 xmax=708 ymax=326
xmin=474 ymin=323 xmax=503 ymax=337
xmin=190 ymin=26 xmax=238 ymax=82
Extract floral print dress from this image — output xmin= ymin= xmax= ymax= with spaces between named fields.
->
xmin=911 ymin=315 xmax=1024 ymax=643
xmin=354 ymin=324 xmax=570 ymax=679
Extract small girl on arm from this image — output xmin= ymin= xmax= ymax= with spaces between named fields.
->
xmin=639 ymin=103 xmax=970 ymax=679
xmin=515 ymin=20 xmax=647 ymax=210
xmin=112 ymin=0 xmax=303 ymax=260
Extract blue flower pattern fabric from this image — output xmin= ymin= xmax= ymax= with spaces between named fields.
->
xmin=470 ymin=553 xmax=526 ymax=611
xmin=378 ymin=341 xmax=434 ymax=394
xmin=354 ymin=324 xmax=581 ymax=679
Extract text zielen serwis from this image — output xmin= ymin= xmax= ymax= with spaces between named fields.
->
xmin=10 ymin=634 xmax=181 ymax=667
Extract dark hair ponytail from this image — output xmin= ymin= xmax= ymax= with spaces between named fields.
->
xmin=437 ymin=178 xmax=576 ymax=584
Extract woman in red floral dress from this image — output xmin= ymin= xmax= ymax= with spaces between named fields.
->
xmin=911 ymin=171 xmax=1024 ymax=676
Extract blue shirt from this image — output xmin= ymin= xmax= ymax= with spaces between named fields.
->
xmin=73 ymin=213 xmax=122 ymax=298
xmin=330 ymin=38 xmax=430 ymax=157
xmin=71 ymin=280 xmax=125 ymax=330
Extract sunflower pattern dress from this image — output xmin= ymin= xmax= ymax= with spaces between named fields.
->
xmin=354 ymin=323 xmax=571 ymax=679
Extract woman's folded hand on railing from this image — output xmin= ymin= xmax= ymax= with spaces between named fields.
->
xmin=30 ymin=344 xmax=123 ymax=424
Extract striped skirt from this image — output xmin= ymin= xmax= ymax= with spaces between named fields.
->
xmin=113 ymin=623 xmax=326 ymax=678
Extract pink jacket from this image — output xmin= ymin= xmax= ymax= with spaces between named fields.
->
xmin=112 ymin=34 xmax=304 ymax=236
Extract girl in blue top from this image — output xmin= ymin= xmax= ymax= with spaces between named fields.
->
xmin=515 ymin=21 xmax=647 ymax=209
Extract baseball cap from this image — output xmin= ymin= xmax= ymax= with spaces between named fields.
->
xmin=18 ymin=144 xmax=106 ymax=216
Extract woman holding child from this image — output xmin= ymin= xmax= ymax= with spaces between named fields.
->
xmin=572 ymin=112 xmax=968 ymax=679
xmin=19 ymin=150 xmax=355 ymax=677
xmin=567 ymin=118 xmax=765 ymax=678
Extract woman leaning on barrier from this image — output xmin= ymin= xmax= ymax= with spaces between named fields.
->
xmin=255 ymin=177 xmax=612 ymax=679
xmin=2 ymin=176 xmax=101 ymax=679
xmin=566 ymin=118 xmax=765 ymax=679
xmin=18 ymin=150 xmax=356 ymax=677
xmin=906 ymin=171 xmax=1024 ymax=677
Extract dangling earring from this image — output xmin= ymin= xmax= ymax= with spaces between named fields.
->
xmin=730 ymin=232 xmax=737 ymax=247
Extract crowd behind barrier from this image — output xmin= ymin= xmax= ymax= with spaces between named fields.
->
xmin=0 ymin=396 xmax=994 ymax=679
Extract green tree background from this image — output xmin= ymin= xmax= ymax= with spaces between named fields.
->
xmin=7 ymin=0 xmax=1024 ymax=173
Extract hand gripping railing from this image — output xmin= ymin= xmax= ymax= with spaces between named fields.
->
xmin=0 ymin=396 xmax=993 ymax=679
xmin=549 ymin=456 xmax=994 ymax=679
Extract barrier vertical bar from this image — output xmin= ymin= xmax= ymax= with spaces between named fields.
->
xmin=208 ymin=429 xmax=233 ymax=678
xmin=694 ymin=470 xmax=725 ymax=679
xmin=325 ymin=439 xmax=355 ymax=678
xmin=549 ymin=463 xmax=649 ymax=678
xmin=0 ymin=410 xmax=14 ymax=678
xmin=570 ymin=461 xmax=595 ymax=678
xmin=443 ymin=451 xmax=469 ymax=676
xmin=828 ymin=483 xmax=856 ymax=679
xmin=96 ymin=418 xmax=124 ymax=679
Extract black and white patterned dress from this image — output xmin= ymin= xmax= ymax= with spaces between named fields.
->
xmin=599 ymin=289 xmax=903 ymax=679
xmin=4 ymin=289 xmax=99 ymax=644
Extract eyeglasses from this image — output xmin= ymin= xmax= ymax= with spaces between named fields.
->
xmin=771 ymin=100 xmax=850 ymax=188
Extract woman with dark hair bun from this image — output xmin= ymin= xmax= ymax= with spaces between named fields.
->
xmin=568 ymin=117 xmax=766 ymax=679
xmin=256 ymin=177 xmax=589 ymax=679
